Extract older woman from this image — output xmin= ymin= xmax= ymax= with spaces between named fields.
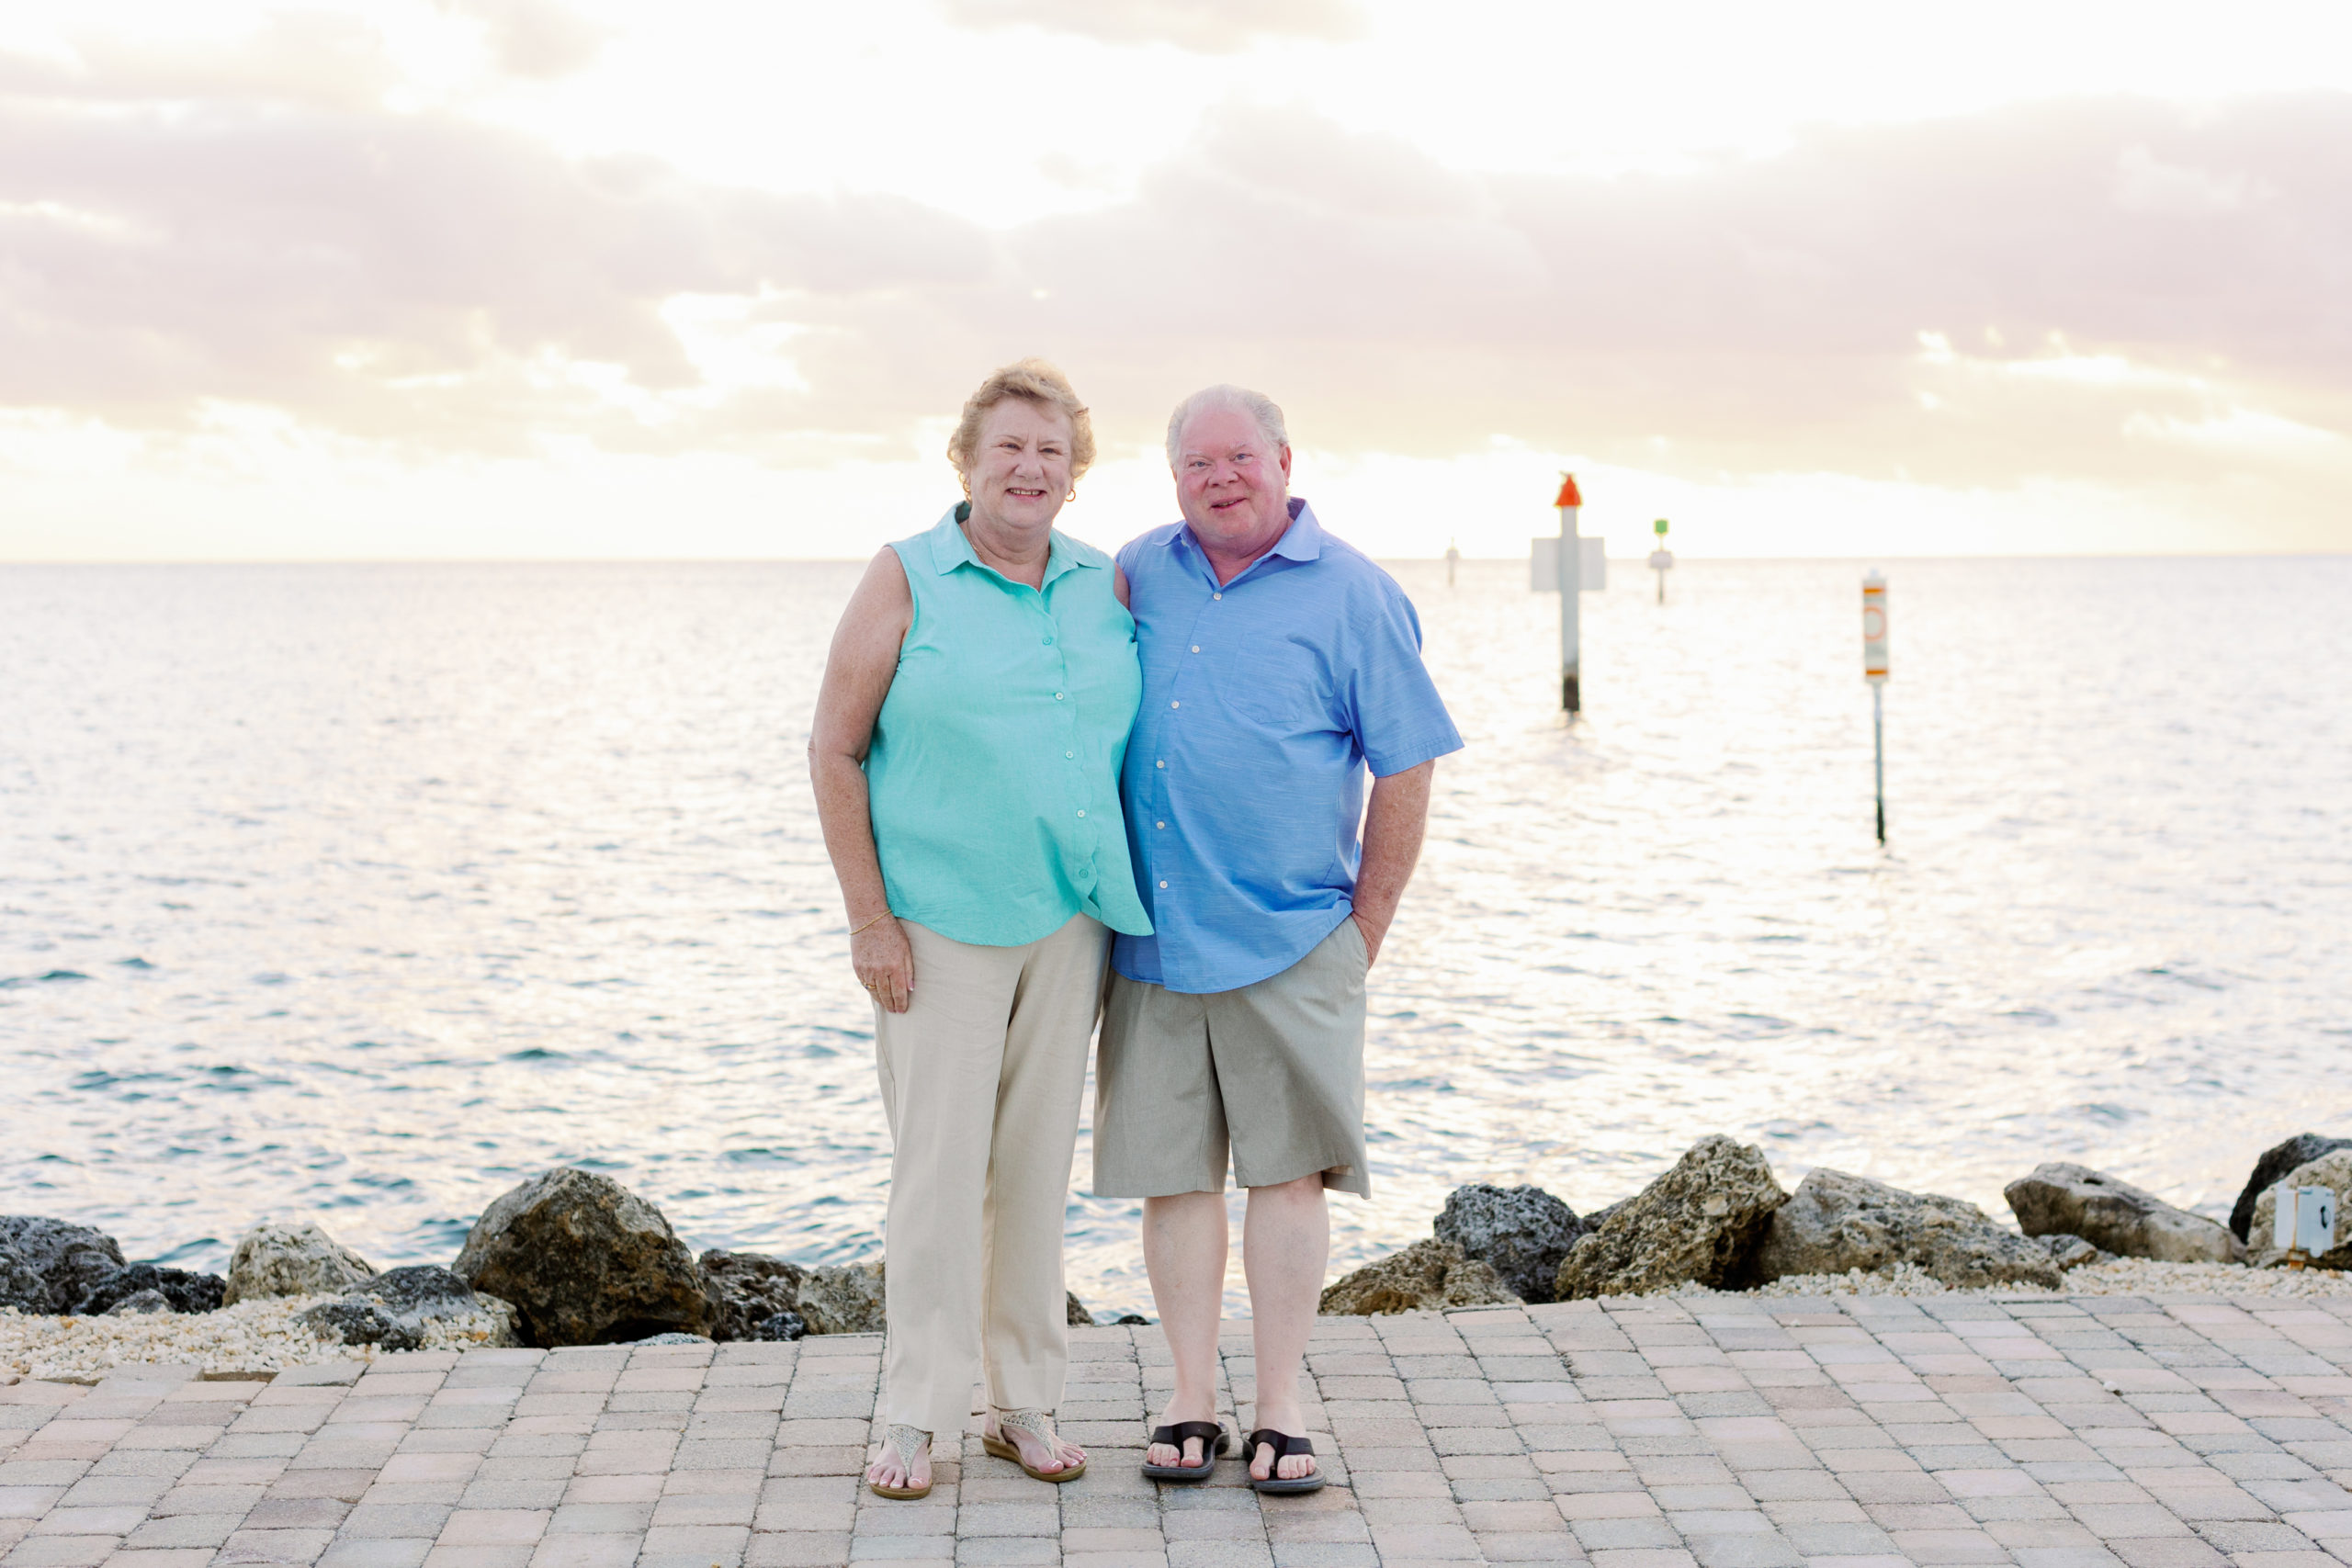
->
xmin=809 ymin=360 xmax=1151 ymax=1501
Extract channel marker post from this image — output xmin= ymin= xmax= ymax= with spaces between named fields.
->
xmin=1864 ymin=570 xmax=1889 ymax=844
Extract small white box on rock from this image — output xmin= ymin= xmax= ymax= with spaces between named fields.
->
xmin=2273 ymin=1184 xmax=2336 ymax=1254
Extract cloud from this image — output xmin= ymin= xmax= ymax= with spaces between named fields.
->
xmin=0 ymin=12 xmax=398 ymax=108
xmin=974 ymin=96 xmax=2352 ymax=490
xmin=938 ymin=0 xmax=1366 ymax=52
xmin=0 ymin=96 xmax=990 ymax=455
xmin=3 ymin=48 xmax=2350 ymax=514
xmin=436 ymin=0 xmax=611 ymax=79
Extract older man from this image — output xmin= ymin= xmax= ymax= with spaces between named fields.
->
xmin=1099 ymin=385 xmax=1462 ymax=1492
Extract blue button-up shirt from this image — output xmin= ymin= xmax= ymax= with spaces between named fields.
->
xmin=1114 ymin=498 xmax=1464 ymax=994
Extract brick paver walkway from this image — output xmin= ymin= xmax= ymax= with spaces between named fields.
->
xmin=6 ymin=1292 xmax=2352 ymax=1568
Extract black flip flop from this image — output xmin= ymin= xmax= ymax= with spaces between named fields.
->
xmin=1246 ymin=1427 xmax=1324 ymax=1495
xmin=1141 ymin=1420 xmax=1228 ymax=1483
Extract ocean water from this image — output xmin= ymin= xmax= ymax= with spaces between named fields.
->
xmin=3 ymin=554 xmax=2347 ymax=1317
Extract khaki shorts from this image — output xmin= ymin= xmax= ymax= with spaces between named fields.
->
xmin=1092 ymin=916 xmax=1371 ymax=1200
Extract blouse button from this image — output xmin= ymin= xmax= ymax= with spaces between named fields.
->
xmin=1158 ymin=880 xmax=1169 ymax=889
xmin=1054 ymin=692 xmax=1064 ymax=700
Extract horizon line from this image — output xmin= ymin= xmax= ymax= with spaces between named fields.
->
xmin=3 ymin=548 xmax=2347 ymax=569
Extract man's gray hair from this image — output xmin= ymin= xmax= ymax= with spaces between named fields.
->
xmin=1165 ymin=384 xmax=1289 ymax=468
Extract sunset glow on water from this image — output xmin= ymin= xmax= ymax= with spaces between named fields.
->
xmin=4 ymin=554 xmax=2345 ymax=1315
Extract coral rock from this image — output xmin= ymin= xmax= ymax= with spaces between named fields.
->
xmin=752 ymin=1311 xmax=806 ymax=1342
xmin=699 ymin=1249 xmax=888 ymax=1338
xmin=0 ymin=1217 xmax=128 ymax=1314
xmin=1555 ymin=1135 xmax=1788 ymax=1299
xmin=2005 ymin=1163 xmax=2240 ymax=1264
xmin=298 ymin=1297 xmax=423 ymax=1352
xmin=455 ymin=1168 xmax=715 ymax=1347
xmin=2246 ymin=1149 xmax=2352 ymax=1270
xmin=104 ymin=1289 xmax=175 ymax=1316
xmin=701 ymin=1250 xmax=811 ymax=1342
xmin=2232 ymin=1134 xmax=2352 ymax=1243
xmin=223 ymin=1221 xmax=377 ymax=1305
xmin=797 ymin=1259 xmax=886 ymax=1335
xmin=78 ymin=1263 xmax=227 ymax=1316
xmin=1756 ymin=1168 xmax=2063 ymax=1290
xmin=1435 ymin=1184 xmax=1583 ymax=1304
xmin=2041 ymin=1234 xmax=2110 ymax=1269
xmin=1318 ymin=1238 xmax=1517 ymax=1315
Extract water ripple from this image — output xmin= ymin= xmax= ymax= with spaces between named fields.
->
xmin=1 ymin=557 xmax=2348 ymax=1318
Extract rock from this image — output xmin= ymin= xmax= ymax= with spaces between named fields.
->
xmin=1555 ymin=1136 xmax=1788 ymax=1300
xmin=1435 ymin=1184 xmax=1583 ymax=1304
xmin=105 ymin=1289 xmax=175 ymax=1315
xmin=2041 ymin=1235 xmax=2109 ymax=1269
xmin=468 ymin=1295 xmax=525 ymax=1347
xmin=299 ymin=1266 xmax=522 ymax=1351
xmin=2004 ymin=1163 xmax=2241 ymax=1264
xmin=357 ymin=1266 xmax=480 ymax=1320
xmin=367 ymin=1265 xmax=522 ymax=1345
xmin=1115 ymin=1314 xmax=1148 ymax=1325
xmin=2246 ymin=1149 xmax=2352 ymax=1269
xmin=455 ymin=1168 xmax=715 ymax=1347
xmin=752 ymin=1312 xmax=806 ymax=1342
xmin=2232 ymin=1135 xmax=2352 ymax=1243
xmin=701 ymin=1250 xmax=809 ymax=1343
xmin=699 ymin=1250 xmax=889 ymax=1339
xmin=298 ymin=1297 xmax=424 ymax=1352
xmin=1754 ymin=1168 xmax=2064 ymax=1290
xmin=0 ymin=1217 xmax=128 ymax=1314
xmin=1318 ymin=1238 xmax=1518 ymax=1315
xmin=78 ymin=1263 xmax=227 ymax=1316
xmin=223 ymin=1221 xmax=377 ymax=1304
xmin=0 ymin=1250 xmax=41 ymax=1312
xmin=797 ymin=1259 xmax=886 ymax=1334
xmin=1066 ymin=1291 xmax=1092 ymax=1326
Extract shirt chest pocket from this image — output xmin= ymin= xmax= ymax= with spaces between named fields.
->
xmin=1214 ymin=626 xmax=1336 ymax=732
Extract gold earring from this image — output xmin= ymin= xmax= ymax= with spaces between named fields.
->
xmin=1065 ymin=488 xmax=1078 ymax=503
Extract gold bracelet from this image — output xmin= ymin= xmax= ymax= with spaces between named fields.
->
xmin=848 ymin=910 xmax=895 ymax=936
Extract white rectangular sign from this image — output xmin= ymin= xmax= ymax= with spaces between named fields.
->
xmin=1532 ymin=537 xmax=1607 ymax=592
xmin=2275 ymin=1185 xmax=2338 ymax=1253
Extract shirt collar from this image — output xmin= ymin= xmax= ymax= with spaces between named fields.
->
xmin=1169 ymin=495 xmax=1323 ymax=570
xmin=1269 ymin=496 xmax=1323 ymax=561
xmin=930 ymin=503 xmax=1091 ymax=587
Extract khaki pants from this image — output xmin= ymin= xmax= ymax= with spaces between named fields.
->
xmin=1094 ymin=915 xmax=1371 ymax=1201
xmin=873 ymin=913 xmax=1107 ymax=1438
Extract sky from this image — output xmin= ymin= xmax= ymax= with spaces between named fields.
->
xmin=3 ymin=0 xmax=2350 ymax=560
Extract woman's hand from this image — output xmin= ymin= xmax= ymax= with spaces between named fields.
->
xmin=853 ymin=919 xmax=915 ymax=1013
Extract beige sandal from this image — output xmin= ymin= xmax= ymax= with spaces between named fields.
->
xmin=982 ymin=1407 xmax=1087 ymax=1483
xmin=866 ymin=1424 xmax=933 ymax=1500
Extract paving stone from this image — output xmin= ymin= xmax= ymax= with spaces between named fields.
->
xmin=21 ymin=1302 xmax=2352 ymax=1563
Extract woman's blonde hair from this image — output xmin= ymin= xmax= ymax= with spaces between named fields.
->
xmin=946 ymin=358 xmax=1096 ymax=481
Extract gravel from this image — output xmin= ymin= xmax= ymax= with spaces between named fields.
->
xmin=6 ymin=1258 xmax=2348 ymax=1384
xmin=1 ymin=1292 xmax=519 ymax=1381
xmin=1708 ymin=1258 xmax=2352 ymax=1299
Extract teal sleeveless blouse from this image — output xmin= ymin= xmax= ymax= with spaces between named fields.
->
xmin=864 ymin=507 xmax=1153 ymax=946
